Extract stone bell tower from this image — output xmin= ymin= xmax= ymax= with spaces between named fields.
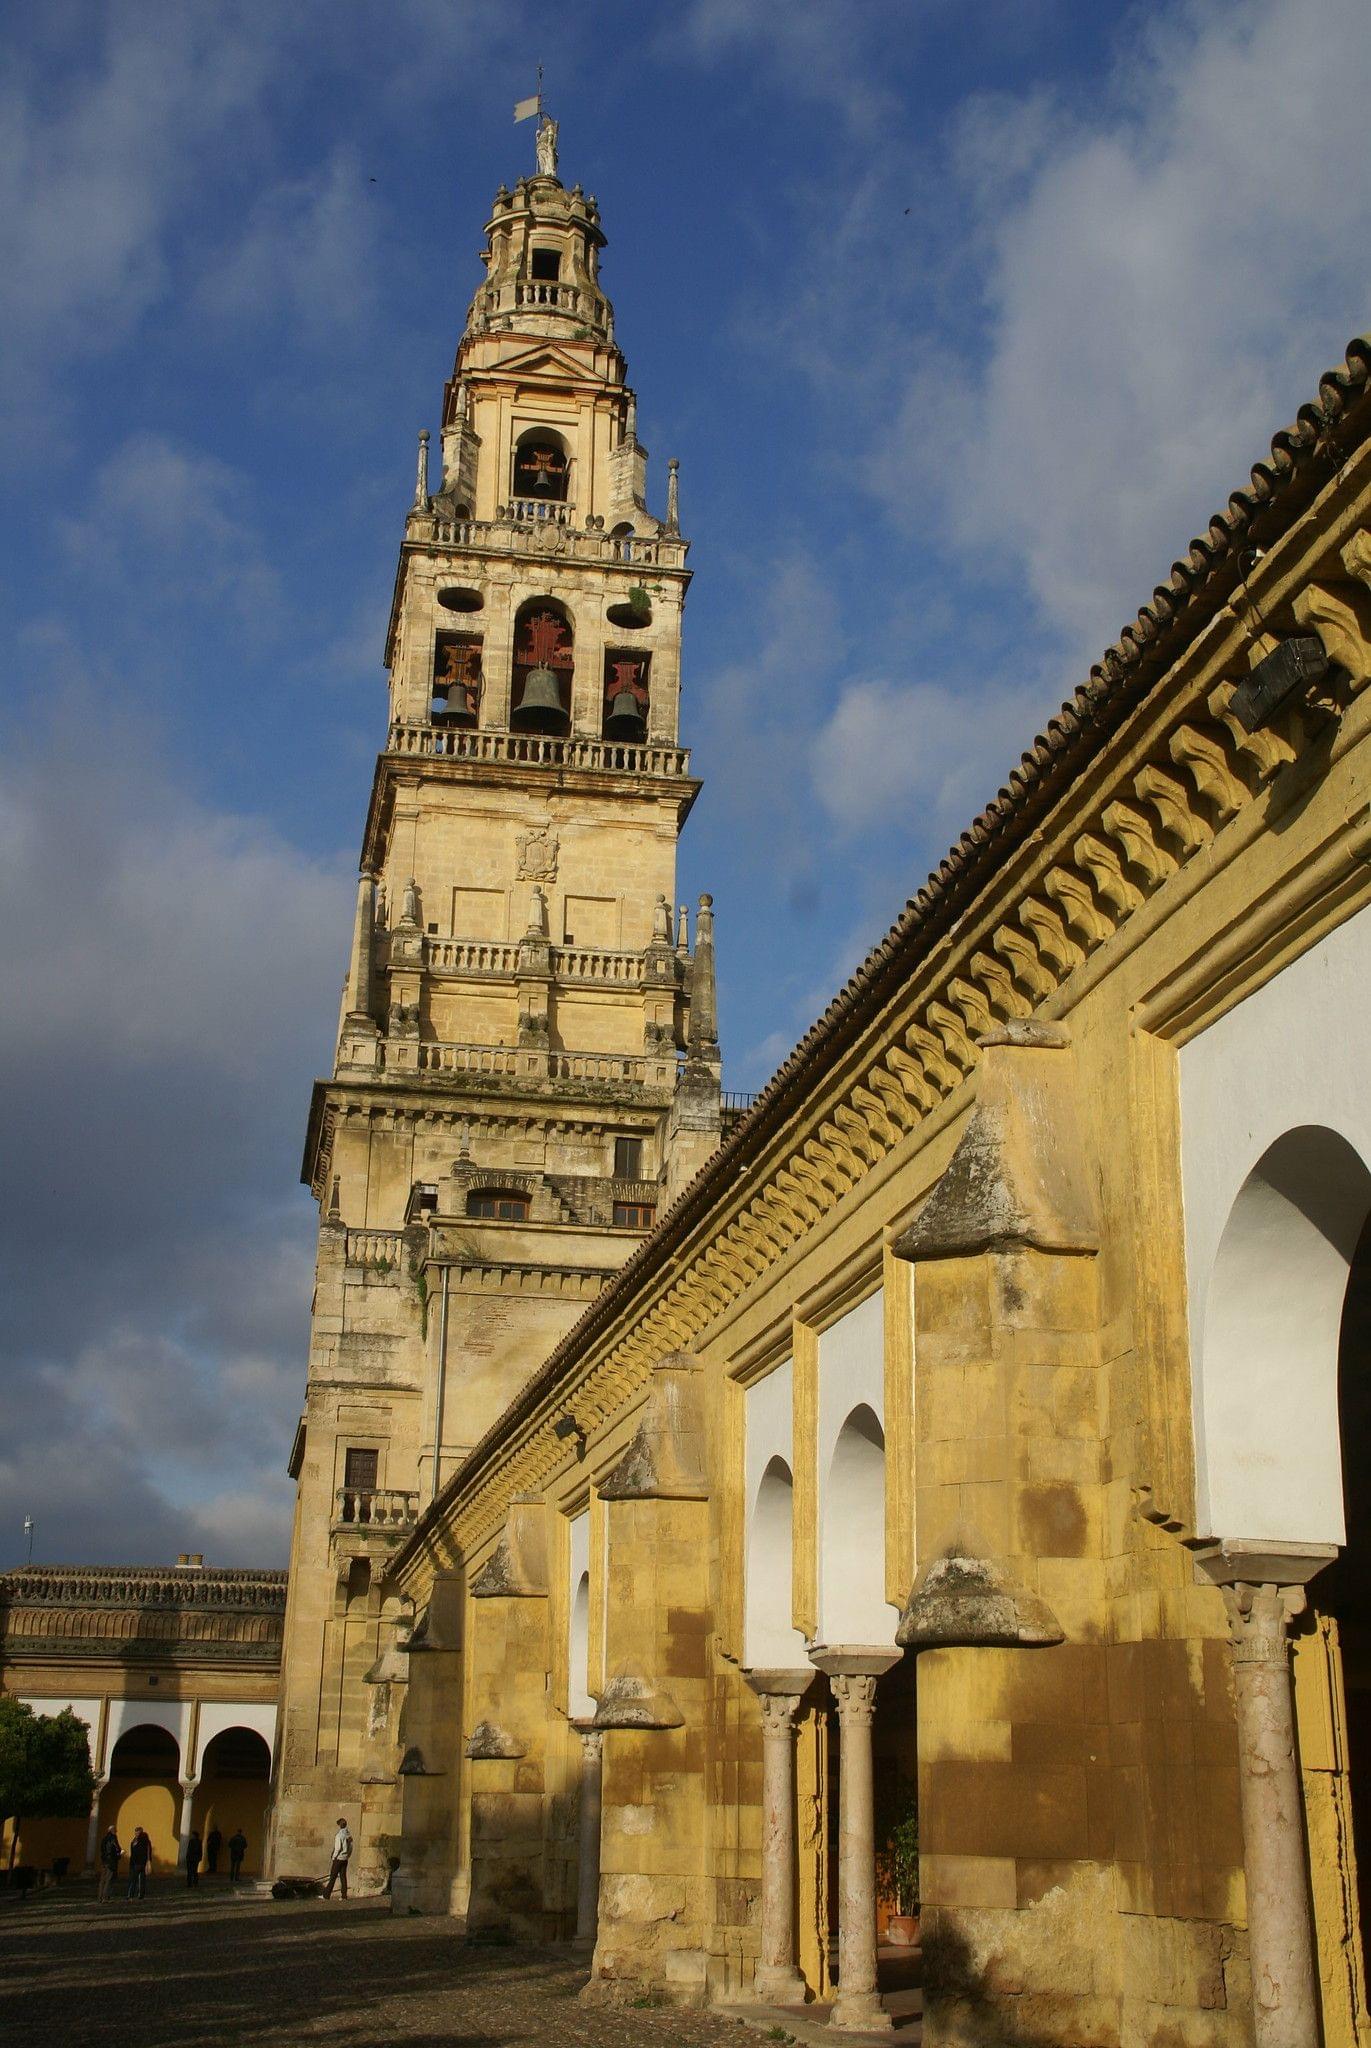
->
xmin=270 ymin=122 xmax=722 ymax=1881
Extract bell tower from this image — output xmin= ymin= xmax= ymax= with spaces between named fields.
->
xmin=270 ymin=124 xmax=723 ymax=1883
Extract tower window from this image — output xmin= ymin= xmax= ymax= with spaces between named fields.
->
xmin=613 ymin=1201 xmax=656 ymax=1230
xmin=432 ymin=632 xmax=482 ymax=723
xmin=530 ymin=246 xmax=561 ymax=282
xmin=511 ymin=600 xmax=573 ymax=735
xmin=603 ymin=652 xmax=649 ymax=739
xmin=614 ymin=1136 xmax=644 ymax=1180
xmin=467 ymin=1189 xmax=531 ymax=1221
xmin=344 ymin=1447 xmax=379 ymax=1492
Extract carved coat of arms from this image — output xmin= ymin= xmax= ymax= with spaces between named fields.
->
xmin=516 ymin=827 xmax=559 ymax=881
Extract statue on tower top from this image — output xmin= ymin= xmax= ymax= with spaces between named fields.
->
xmin=536 ymin=115 xmax=558 ymax=178
xmin=514 ymin=77 xmax=558 ymax=180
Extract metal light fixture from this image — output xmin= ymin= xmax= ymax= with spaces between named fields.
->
xmin=1229 ymin=634 xmax=1330 ymax=732
xmin=552 ymin=1414 xmax=587 ymax=1459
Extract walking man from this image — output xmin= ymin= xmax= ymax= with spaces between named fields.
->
xmin=323 ymin=1817 xmax=353 ymax=1900
xmin=126 ymin=1826 xmax=151 ymax=1900
xmin=205 ymin=1825 xmax=222 ymax=1875
xmin=185 ymin=1828 xmax=202 ymax=1888
xmin=227 ymin=1828 xmax=247 ymax=1881
xmin=97 ymin=1825 xmax=121 ymax=1902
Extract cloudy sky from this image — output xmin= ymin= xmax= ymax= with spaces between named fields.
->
xmin=3 ymin=0 xmax=1370 ymax=1568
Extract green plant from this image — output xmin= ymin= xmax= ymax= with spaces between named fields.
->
xmin=875 ymin=1771 xmax=919 ymax=1915
xmin=629 ymin=1990 xmax=667 ymax=2008
xmin=0 ymin=1699 xmax=95 ymax=1871
xmin=627 ymin=585 xmax=650 ymax=616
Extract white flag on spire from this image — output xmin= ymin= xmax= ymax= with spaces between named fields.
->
xmin=513 ymin=94 xmax=540 ymax=122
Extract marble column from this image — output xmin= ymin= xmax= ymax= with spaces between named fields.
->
xmin=744 ymin=1670 xmax=815 ymax=2004
xmin=812 ymin=1649 xmax=901 ymax=2033
xmin=572 ymin=1722 xmax=604 ymax=1943
xmin=1224 ymin=1581 xmax=1321 ymax=2048
xmin=1196 ymin=1542 xmax=1333 ymax=2048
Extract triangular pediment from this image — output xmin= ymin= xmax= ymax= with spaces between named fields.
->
xmin=492 ymin=341 xmax=595 ymax=383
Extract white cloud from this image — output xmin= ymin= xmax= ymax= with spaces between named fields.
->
xmin=0 ymin=700 xmax=349 ymax=1566
xmin=812 ymin=672 xmax=1051 ymax=834
xmin=194 ymin=150 xmax=382 ymax=344
xmin=896 ymin=0 xmax=1371 ymax=657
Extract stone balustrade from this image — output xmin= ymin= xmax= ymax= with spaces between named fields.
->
xmin=344 ymin=1228 xmax=407 ymax=1268
xmin=422 ymin=937 xmax=646 ymax=986
xmin=387 ymin=723 xmax=692 ymax=779
xmin=334 ymin=1487 xmax=420 ymax=1531
xmin=417 ymin=514 xmax=688 ymax=571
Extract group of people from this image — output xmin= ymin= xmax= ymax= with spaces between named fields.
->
xmin=98 ymin=1822 xmax=249 ymax=1898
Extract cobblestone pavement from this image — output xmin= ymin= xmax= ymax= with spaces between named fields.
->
xmin=0 ymin=1883 xmax=763 ymax=2048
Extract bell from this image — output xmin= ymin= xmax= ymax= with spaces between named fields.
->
xmin=605 ymin=684 xmax=645 ymax=738
xmin=512 ymin=665 xmax=567 ymax=733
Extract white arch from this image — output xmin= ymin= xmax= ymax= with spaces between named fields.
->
xmin=190 ymin=1702 xmax=278 ymax=1778
xmin=1199 ymin=1126 xmax=1371 ymax=1546
xmin=820 ymin=1404 xmax=895 ymax=1646
xmin=105 ymin=1699 xmax=190 ymax=1762
xmin=569 ymin=1571 xmax=593 ymax=1718
xmin=745 ymin=1456 xmax=808 ymax=1667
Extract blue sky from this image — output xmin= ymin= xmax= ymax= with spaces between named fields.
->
xmin=4 ymin=0 xmax=1371 ymax=1566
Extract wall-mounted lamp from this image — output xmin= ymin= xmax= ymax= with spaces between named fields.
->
xmin=1230 ymin=633 xmax=1331 ymax=732
xmin=552 ymin=1414 xmax=587 ymax=1460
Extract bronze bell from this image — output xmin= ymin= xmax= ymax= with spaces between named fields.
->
xmin=512 ymin=664 xmax=567 ymax=732
xmin=605 ymin=684 xmax=645 ymax=738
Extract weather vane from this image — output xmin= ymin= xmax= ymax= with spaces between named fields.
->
xmin=514 ymin=64 xmax=558 ymax=179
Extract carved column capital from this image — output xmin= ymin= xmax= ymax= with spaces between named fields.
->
xmin=576 ymin=1725 xmax=604 ymax=1764
xmin=1221 ymin=1581 xmax=1307 ymax=1665
xmin=828 ymin=1671 xmax=879 ymax=1726
xmin=756 ymin=1689 xmax=805 ymax=1740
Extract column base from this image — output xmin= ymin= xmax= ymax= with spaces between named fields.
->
xmin=752 ymin=1964 xmax=807 ymax=2004
xmin=830 ymin=1989 xmax=892 ymax=2031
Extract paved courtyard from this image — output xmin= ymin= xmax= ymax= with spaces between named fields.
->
xmin=0 ymin=1883 xmax=761 ymax=2048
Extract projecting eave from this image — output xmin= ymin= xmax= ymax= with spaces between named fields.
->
xmin=301 ymin=1078 xmax=330 ymax=1189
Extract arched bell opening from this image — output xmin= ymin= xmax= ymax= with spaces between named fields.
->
xmin=510 ymin=600 xmax=572 ymax=735
xmin=192 ymin=1729 xmax=272 ymax=1877
xmin=511 ymin=427 xmax=570 ymax=510
xmin=602 ymin=651 xmax=649 ymax=741
xmin=745 ymin=1455 xmax=807 ymax=1668
xmin=431 ymin=630 xmax=482 ymax=725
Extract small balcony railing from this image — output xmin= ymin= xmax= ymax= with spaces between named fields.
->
xmin=334 ymin=1487 xmax=419 ymax=1531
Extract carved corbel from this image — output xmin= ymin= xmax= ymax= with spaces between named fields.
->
xmin=1101 ymin=799 xmax=1177 ymax=887
xmin=1172 ymin=713 xmax=1255 ymax=812
xmin=1044 ymin=864 xmax=1113 ymax=949
xmin=885 ymin=1044 xmax=938 ymax=1111
xmin=863 ymin=1067 xmax=915 ymax=1133
xmin=991 ymin=924 xmax=1055 ymax=1004
xmin=1293 ymin=577 xmax=1371 ymax=690
xmin=1074 ymin=832 xmax=1145 ymax=920
xmin=1134 ymin=763 xmax=1213 ymax=854
xmin=905 ymin=1021 xmax=959 ymax=1094
xmin=968 ymin=952 xmax=1032 ymax=1022
xmin=947 ymin=975 xmax=995 ymax=1038
xmin=926 ymin=1000 xmax=977 ymax=1071
xmin=1019 ymin=896 xmax=1084 ymax=977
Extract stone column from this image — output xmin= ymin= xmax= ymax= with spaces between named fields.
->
xmin=1224 ymin=1581 xmax=1320 ymax=2048
xmin=744 ymin=1670 xmax=814 ymax=2004
xmin=813 ymin=1650 xmax=901 ymax=2033
xmin=1195 ymin=1541 xmax=1334 ymax=2048
xmin=572 ymin=1722 xmax=604 ymax=1943
xmin=177 ymin=1779 xmax=198 ymax=1870
xmin=84 ymin=1782 xmax=107 ymax=1872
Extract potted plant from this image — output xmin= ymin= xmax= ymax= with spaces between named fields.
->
xmin=876 ymin=1780 xmax=920 ymax=1946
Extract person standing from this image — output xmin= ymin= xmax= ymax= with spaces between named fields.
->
xmin=205 ymin=1825 xmax=222 ymax=1876
xmin=97 ymin=1826 xmax=121 ymax=1902
xmin=322 ymin=1817 xmax=353 ymax=1900
xmin=185 ymin=1829 xmax=202 ymax=1889
xmin=227 ymin=1828 xmax=247 ymax=1882
xmin=126 ymin=1827 xmax=151 ymax=1901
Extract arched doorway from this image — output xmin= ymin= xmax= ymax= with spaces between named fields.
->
xmin=821 ymin=1403 xmax=888 ymax=1645
xmin=100 ymin=1725 xmax=181 ymax=1873
xmin=193 ymin=1728 xmax=272 ymax=1878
